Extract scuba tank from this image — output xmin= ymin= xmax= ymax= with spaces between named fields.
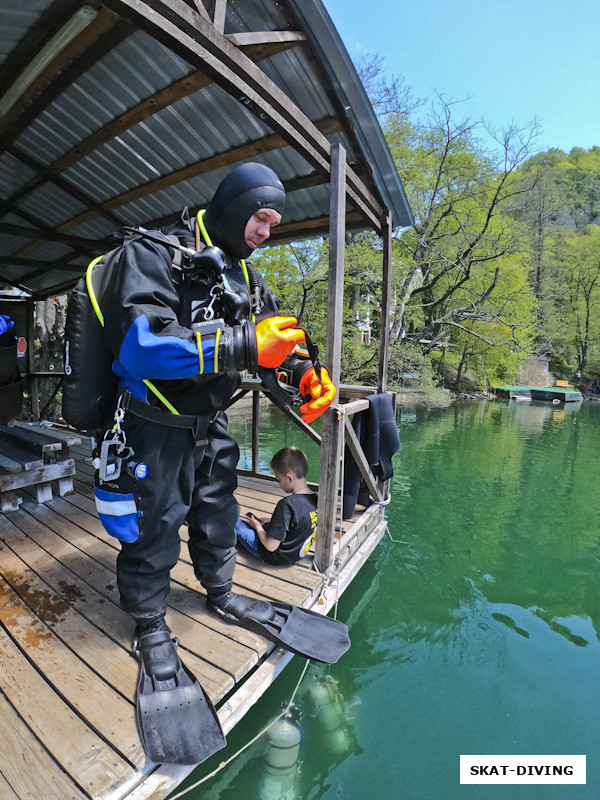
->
xmin=63 ymin=255 xmax=119 ymax=432
xmin=62 ymin=230 xmax=192 ymax=432
xmin=259 ymin=704 xmax=303 ymax=800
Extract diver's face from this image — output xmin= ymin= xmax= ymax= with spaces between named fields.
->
xmin=244 ymin=208 xmax=281 ymax=251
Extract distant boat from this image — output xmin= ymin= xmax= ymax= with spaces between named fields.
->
xmin=494 ymin=384 xmax=582 ymax=403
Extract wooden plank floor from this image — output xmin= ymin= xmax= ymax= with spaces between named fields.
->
xmin=0 ymin=432 xmax=382 ymax=800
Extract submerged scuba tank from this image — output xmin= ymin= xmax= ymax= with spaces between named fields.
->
xmin=259 ymin=704 xmax=303 ymax=800
xmin=63 ymin=255 xmax=119 ymax=432
xmin=307 ymin=674 xmax=353 ymax=757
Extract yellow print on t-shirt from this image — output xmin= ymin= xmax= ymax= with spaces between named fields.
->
xmin=300 ymin=509 xmax=319 ymax=556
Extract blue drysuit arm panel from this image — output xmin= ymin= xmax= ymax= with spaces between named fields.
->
xmin=119 ymin=314 xmax=208 ymax=379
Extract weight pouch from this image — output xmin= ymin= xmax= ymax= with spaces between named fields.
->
xmin=94 ymin=485 xmax=141 ymax=543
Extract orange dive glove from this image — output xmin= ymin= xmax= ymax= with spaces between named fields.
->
xmin=256 ymin=316 xmax=306 ymax=368
xmin=299 ymin=365 xmax=337 ymax=424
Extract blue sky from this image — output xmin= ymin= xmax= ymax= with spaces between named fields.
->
xmin=323 ymin=0 xmax=599 ymax=154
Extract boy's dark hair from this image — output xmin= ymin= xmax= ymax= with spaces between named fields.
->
xmin=270 ymin=446 xmax=308 ymax=479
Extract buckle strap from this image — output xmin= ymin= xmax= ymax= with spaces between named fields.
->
xmin=121 ymin=392 xmax=208 ymax=431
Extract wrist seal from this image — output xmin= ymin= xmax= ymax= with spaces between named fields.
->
xmin=192 ymin=318 xmax=257 ymax=373
xmin=229 ymin=320 xmax=257 ymax=372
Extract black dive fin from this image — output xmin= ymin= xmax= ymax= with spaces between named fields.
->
xmin=210 ymin=593 xmax=350 ymax=664
xmin=135 ymin=629 xmax=226 ymax=765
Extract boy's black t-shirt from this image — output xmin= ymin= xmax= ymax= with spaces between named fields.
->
xmin=258 ymin=492 xmax=318 ymax=565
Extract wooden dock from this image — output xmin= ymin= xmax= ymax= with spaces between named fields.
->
xmin=0 ymin=431 xmax=387 ymax=800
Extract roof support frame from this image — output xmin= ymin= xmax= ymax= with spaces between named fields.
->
xmin=378 ymin=211 xmax=392 ymax=393
xmin=53 ymin=117 xmax=342 ymax=235
xmin=101 ymin=0 xmax=383 ymax=231
xmin=0 ymin=0 xmax=83 ymax=98
xmin=212 ymin=0 xmax=227 ymax=33
xmin=1 ymin=36 xmax=306 ymax=215
xmin=0 ymin=0 xmax=411 ymax=296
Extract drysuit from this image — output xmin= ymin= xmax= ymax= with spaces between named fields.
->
xmin=90 ymin=164 xmax=323 ymax=623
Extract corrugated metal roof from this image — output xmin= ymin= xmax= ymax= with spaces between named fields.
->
xmin=0 ymin=0 xmax=412 ymax=298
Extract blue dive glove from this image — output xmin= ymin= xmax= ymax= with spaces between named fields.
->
xmin=0 ymin=315 xmax=15 ymax=336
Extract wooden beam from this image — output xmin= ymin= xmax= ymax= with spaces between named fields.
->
xmin=6 ymin=145 xmax=125 ymax=232
xmin=0 ymin=223 xmax=104 ymax=251
xmin=0 ymin=0 xmax=82 ymax=97
xmin=268 ymin=211 xmax=365 ymax=243
xmin=101 ymin=0 xmax=328 ymax=162
xmin=27 ymin=301 xmax=39 ymax=421
xmin=227 ymin=31 xmax=306 ymax=47
xmin=283 ymin=171 xmax=328 ymax=193
xmin=2 ymin=37 xmax=305 ymax=215
xmin=0 ymin=9 xmax=128 ymax=140
xmin=102 ymin=118 xmax=339 ymax=211
xmin=251 ymin=391 xmax=260 ymax=474
xmin=31 ymin=277 xmax=84 ymax=299
xmin=325 ymin=145 xmax=346 ymax=387
xmin=213 ymin=0 xmax=227 ymax=33
xmin=0 ymin=256 xmax=84 ymax=273
xmin=315 ymin=143 xmax=347 ymax=573
xmin=190 ymin=0 xmax=211 ymax=22
xmin=0 ymin=19 xmax=133 ymax=156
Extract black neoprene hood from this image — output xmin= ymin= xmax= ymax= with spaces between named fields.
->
xmin=203 ymin=162 xmax=286 ymax=259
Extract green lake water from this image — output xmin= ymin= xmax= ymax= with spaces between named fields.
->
xmin=174 ymin=399 xmax=600 ymax=800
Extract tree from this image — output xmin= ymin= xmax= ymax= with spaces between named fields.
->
xmin=516 ymin=149 xmax=565 ymax=350
xmin=519 ymin=147 xmax=600 ymax=373
xmin=549 ymin=225 xmax=600 ymax=373
xmin=554 ymin=146 xmax=600 ymax=230
xmin=384 ymin=97 xmax=538 ymax=359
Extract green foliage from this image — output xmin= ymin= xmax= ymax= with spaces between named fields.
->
xmin=544 ymin=225 xmax=600 ymax=373
xmin=518 ymin=146 xmax=600 ymax=374
xmin=387 ymin=342 xmax=448 ymax=403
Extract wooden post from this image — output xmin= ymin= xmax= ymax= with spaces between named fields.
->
xmin=251 ymin=389 xmax=260 ymax=475
xmin=378 ymin=210 xmax=392 ymax=393
xmin=27 ymin=299 xmax=40 ymax=421
xmin=378 ymin=211 xmax=394 ymax=503
xmin=315 ymin=143 xmax=346 ymax=573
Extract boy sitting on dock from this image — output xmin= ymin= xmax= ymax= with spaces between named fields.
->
xmin=236 ymin=446 xmax=317 ymax=565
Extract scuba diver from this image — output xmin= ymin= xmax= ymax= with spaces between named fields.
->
xmin=63 ymin=163 xmax=347 ymax=766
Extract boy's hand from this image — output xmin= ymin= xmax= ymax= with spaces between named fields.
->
xmin=299 ymin=365 xmax=336 ymax=424
xmin=244 ymin=512 xmax=262 ymax=531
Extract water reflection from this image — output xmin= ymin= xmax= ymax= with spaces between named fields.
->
xmin=390 ymin=400 xmax=600 ymax=649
